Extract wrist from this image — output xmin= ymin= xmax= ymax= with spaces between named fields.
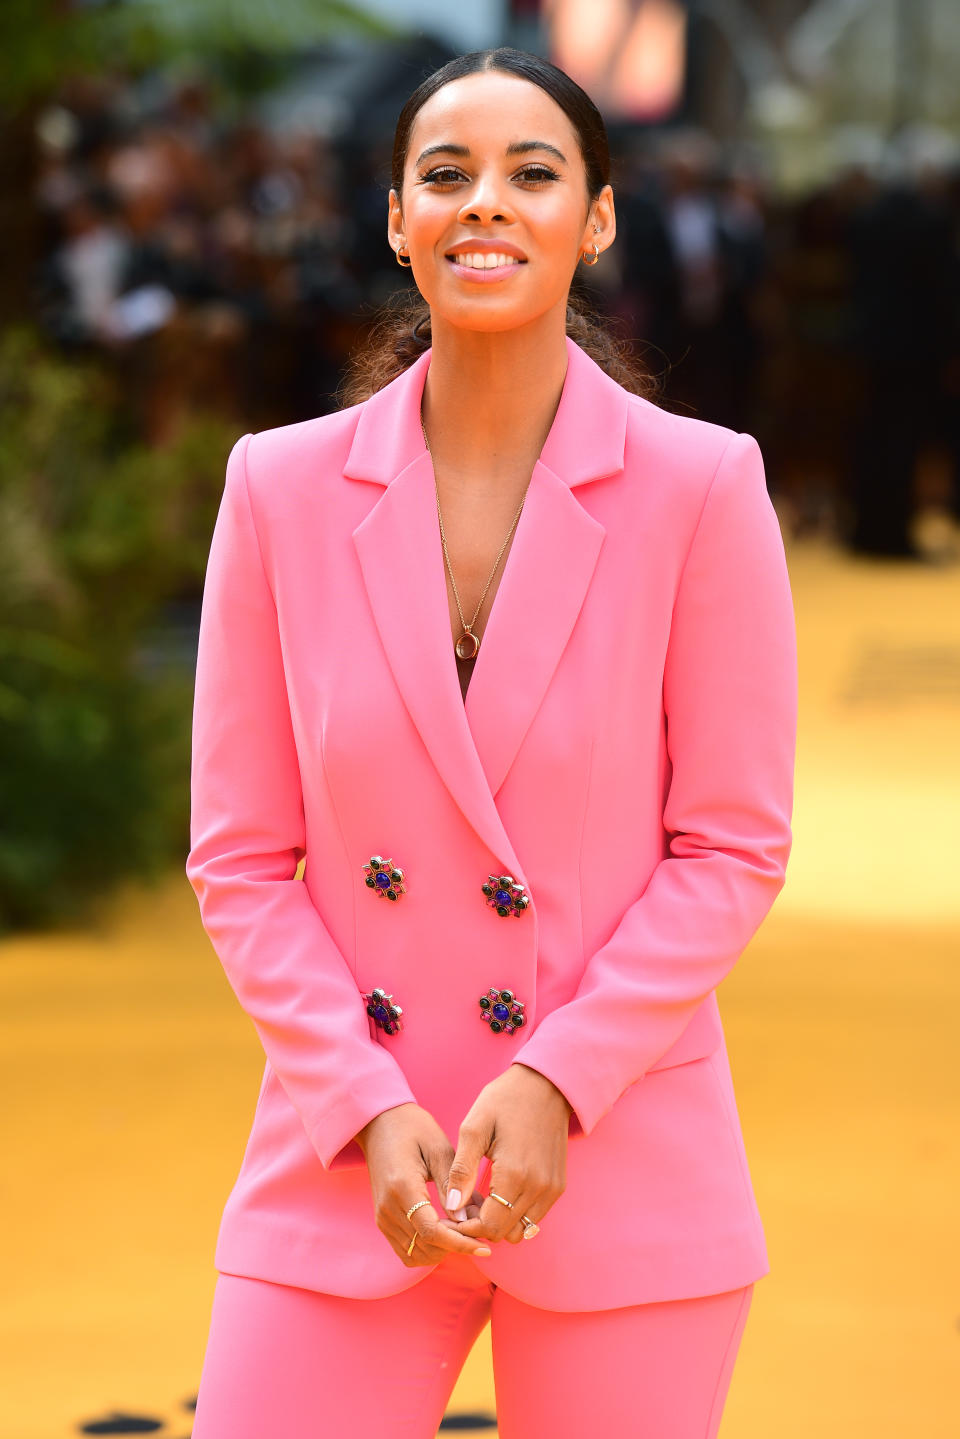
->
xmin=509 ymin=1062 xmax=573 ymax=1114
xmin=355 ymin=1100 xmax=418 ymax=1151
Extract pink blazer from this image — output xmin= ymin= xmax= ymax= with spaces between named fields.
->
xmin=186 ymin=333 xmax=797 ymax=1310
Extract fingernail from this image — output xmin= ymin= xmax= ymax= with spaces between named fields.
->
xmin=446 ymin=1188 xmax=462 ymax=1210
xmin=453 ymin=1206 xmax=468 ymax=1221
xmin=475 ymin=1246 xmax=491 ymax=1257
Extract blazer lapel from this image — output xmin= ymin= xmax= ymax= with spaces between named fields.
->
xmin=353 ymin=445 xmax=526 ymax=876
xmin=464 ymin=457 xmax=605 ymax=796
xmin=346 ymin=335 xmax=628 ymax=873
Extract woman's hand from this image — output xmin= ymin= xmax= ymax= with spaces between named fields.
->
xmin=355 ymin=1102 xmax=493 ymax=1267
xmin=441 ymin=1063 xmax=573 ymax=1245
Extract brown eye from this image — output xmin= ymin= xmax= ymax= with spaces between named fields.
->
xmin=420 ymin=167 xmax=462 ymax=185
xmin=516 ymin=166 xmax=560 ymax=184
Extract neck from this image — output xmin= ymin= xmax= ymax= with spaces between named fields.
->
xmin=419 ymin=310 xmax=569 ymax=488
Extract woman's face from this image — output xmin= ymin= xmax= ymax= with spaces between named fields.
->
xmin=388 ymin=71 xmax=615 ymax=335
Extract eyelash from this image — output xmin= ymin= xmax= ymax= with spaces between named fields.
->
xmin=419 ymin=164 xmax=560 ymax=187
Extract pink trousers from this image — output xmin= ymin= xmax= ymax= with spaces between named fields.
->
xmin=192 ymin=1252 xmax=754 ymax=1438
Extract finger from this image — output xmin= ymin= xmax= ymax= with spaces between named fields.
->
xmin=387 ymin=1192 xmax=455 ymax=1266
xmin=455 ymin=1191 xmax=546 ymax=1245
xmin=422 ymin=1143 xmax=456 ymax=1209
xmin=447 ymin=1191 xmax=485 ymax=1226
xmin=495 ymin=1188 xmax=540 ymax=1244
xmin=387 ymin=1215 xmax=456 ymax=1267
xmin=444 ymin=1123 xmax=489 ymax=1213
xmin=398 ymin=1201 xmax=492 ymax=1262
xmin=481 ymin=1168 xmax=535 ymax=1243
xmin=459 ymin=1181 xmax=551 ymax=1244
xmin=478 ymin=1197 xmax=519 ymax=1243
xmin=403 ymin=1238 xmax=447 ymax=1267
xmin=451 ymin=1215 xmax=499 ymax=1244
xmin=418 ymin=1206 xmax=492 ymax=1258
xmin=451 ymin=1187 xmax=506 ymax=1237
xmin=504 ymin=1203 xmax=543 ymax=1244
xmin=398 ymin=1228 xmax=453 ymax=1267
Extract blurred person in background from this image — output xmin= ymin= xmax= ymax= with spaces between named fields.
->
xmin=842 ymin=130 xmax=960 ymax=558
xmin=40 ymin=183 xmax=134 ymax=344
xmin=185 ymin=45 xmax=797 ymax=1438
xmin=650 ymin=130 xmax=768 ymax=435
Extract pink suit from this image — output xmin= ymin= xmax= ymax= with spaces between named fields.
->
xmin=186 ymin=333 xmax=797 ymax=1311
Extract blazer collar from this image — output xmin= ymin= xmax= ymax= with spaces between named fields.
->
xmin=346 ymin=335 xmax=629 ymax=880
xmin=343 ymin=332 xmax=628 ymax=491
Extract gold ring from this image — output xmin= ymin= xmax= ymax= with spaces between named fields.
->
xmin=405 ymin=1198 xmax=431 ymax=1221
xmin=406 ymin=1231 xmax=417 ymax=1256
xmin=520 ymin=1214 xmax=540 ymax=1239
xmin=489 ymin=1190 xmax=515 ymax=1209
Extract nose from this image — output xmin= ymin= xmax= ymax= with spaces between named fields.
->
xmin=457 ymin=171 xmax=514 ymax=225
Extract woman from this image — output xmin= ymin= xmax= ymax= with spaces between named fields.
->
xmin=186 ymin=47 xmax=797 ymax=1439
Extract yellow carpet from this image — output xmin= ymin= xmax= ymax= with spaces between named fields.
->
xmin=1 ymin=536 xmax=958 ymax=1437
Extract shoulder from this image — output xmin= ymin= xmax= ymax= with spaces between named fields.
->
xmin=222 ymin=403 xmax=370 ymax=545
xmin=624 ymin=389 xmax=745 ymax=478
xmin=620 ymin=389 xmax=765 ymax=519
xmin=241 ymin=403 xmax=363 ymax=492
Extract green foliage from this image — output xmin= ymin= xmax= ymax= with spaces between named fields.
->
xmin=0 ymin=326 xmax=237 ymax=933
xmin=0 ymin=0 xmax=398 ymax=112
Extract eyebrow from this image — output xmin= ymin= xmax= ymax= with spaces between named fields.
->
xmin=414 ymin=140 xmax=569 ymax=168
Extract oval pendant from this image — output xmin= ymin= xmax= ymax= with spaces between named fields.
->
xmin=456 ymin=630 xmax=480 ymax=660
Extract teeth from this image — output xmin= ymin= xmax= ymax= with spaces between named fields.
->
xmin=451 ymin=252 xmax=520 ymax=269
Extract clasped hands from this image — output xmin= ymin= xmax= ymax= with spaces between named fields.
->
xmin=355 ymin=1062 xmax=573 ymax=1267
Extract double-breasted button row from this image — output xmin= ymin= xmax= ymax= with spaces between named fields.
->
xmin=362 ymin=855 xmax=530 ymax=916
xmin=360 ymin=851 xmax=530 ymax=1038
xmin=362 ymin=984 xmax=526 ymax=1037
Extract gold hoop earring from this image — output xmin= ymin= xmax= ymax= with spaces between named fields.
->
xmin=396 ymin=247 xmax=412 ymax=267
xmin=581 ymin=243 xmax=600 ymax=266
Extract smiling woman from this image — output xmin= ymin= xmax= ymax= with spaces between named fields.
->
xmin=188 ymin=44 xmax=797 ymax=1439
xmin=337 ymin=49 xmax=658 ymax=409
xmin=392 ymin=61 xmax=608 ymax=322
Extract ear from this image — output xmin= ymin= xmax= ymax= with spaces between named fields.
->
xmin=586 ymin=183 xmax=617 ymax=254
xmin=387 ymin=188 xmax=405 ymax=252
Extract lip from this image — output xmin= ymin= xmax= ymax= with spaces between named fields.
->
xmin=445 ymin=255 xmax=526 ymax=283
xmin=445 ymin=239 xmax=527 ymax=260
xmin=443 ymin=239 xmax=528 ymax=285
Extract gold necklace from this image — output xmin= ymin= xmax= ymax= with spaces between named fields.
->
xmin=420 ymin=413 xmax=530 ymax=661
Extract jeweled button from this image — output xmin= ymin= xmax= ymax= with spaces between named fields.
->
xmin=479 ymin=986 xmax=526 ymax=1034
xmin=481 ymin=872 xmax=529 ymax=918
xmin=363 ymin=855 xmax=407 ymax=900
xmin=363 ymin=986 xmax=403 ymax=1035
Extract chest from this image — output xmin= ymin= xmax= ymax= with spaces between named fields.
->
xmin=431 ymin=461 xmax=533 ymax=694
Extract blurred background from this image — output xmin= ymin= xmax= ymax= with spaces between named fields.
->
xmin=1 ymin=2 xmax=958 ymax=1436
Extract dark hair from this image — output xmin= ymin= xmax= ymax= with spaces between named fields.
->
xmin=394 ymin=46 xmax=613 ymax=202
xmin=336 ymin=47 xmax=660 ymax=408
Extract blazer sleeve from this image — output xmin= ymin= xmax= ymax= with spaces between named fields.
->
xmin=513 ymin=431 xmax=797 ymax=1136
xmin=185 ymin=432 xmax=418 ymax=1170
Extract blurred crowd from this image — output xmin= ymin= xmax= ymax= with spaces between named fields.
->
xmin=28 ymin=62 xmax=960 ymax=561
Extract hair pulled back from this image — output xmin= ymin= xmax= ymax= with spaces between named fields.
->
xmin=336 ymin=47 xmax=659 ymax=408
